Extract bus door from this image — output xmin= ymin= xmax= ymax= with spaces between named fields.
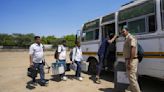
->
xmin=101 ymin=23 xmax=116 ymax=70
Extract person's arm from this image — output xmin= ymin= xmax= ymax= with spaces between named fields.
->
xmin=128 ymin=37 xmax=137 ymax=70
xmin=29 ymin=45 xmax=34 ymax=66
xmin=80 ymin=48 xmax=84 ymax=61
xmin=130 ymin=46 xmax=136 ymax=61
xmin=72 ymin=47 xmax=76 ymax=62
xmin=130 ymin=38 xmax=137 ymax=61
xmin=29 ymin=55 xmax=33 ymax=66
xmin=108 ymin=35 xmax=117 ymax=43
xmin=42 ymin=44 xmax=45 ymax=64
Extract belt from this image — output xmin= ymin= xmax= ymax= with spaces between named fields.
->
xmin=125 ymin=57 xmax=137 ymax=60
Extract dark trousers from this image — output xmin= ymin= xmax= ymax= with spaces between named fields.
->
xmin=59 ymin=60 xmax=66 ymax=77
xmin=97 ymin=55 xmax=104 ymax=76
xmin=75 ymin=61 xmax=81 ymax=77
xmin=32 ymin=63 xmax=45 ymax=82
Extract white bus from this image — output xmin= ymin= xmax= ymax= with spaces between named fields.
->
xmin=80 ymin=0 xmax=164 ymax=80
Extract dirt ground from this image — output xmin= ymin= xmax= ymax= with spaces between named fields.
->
xmin=0 ymin=51 xmax=164 ymax=92
xmin=0 ymin=51 xmax=114 ymax=92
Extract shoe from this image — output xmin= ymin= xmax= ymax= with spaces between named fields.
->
xmin=61 ymin=76 xmax=67 ymax=81
xmin=78 ymin=77 xmax=83 ymax=81
xmin=95 ymin=78 xmax=101 ymax=84
xmin=40 ymin=80 xmax=48 ymax=86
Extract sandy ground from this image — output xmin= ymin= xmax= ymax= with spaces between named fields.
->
xmin=0 ymin=51 xmax=114 ymax=92
xmin=0 ymin=51 xmax=164 ymax=92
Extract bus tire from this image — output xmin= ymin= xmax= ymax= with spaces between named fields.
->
xmin=88 ymin=58 xmax=97 ymax=75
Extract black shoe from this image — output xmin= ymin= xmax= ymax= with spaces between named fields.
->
xmin=40 ymin=80 xmax=48 ymax=86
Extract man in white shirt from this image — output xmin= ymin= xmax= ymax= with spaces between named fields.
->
xmin=56 ymin=40 xmax=67 ymax=81
xmin=29 ymin=36 xmax=47 ymax=85
xmin=72 ymin=41 xmax=83 ymax=81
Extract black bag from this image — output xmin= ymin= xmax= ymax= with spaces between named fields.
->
xmin=69 ymin=50 xmax=73 ymax=61
xmin=55 ymin=46 xmax=64 ymax=59
xmin=66 ymin=63 xmax=71 ymax=71
xmin=27 ymin=67 xmax=38 ymax=78
xmin=54 ymin=48 xmax=58 ymax=59
xmin=137 ymin=43 xmax=144 ymax=63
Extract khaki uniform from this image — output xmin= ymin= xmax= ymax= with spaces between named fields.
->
xmin=123 ymin=33 xmax=141 ymax=92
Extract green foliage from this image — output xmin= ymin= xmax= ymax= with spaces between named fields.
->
xmin=41 ymin=35 xmax=56 ymax=44
xmin=52 ymin=38 xmax=64 ymax=48
xmin=12 ymin=33 xmax=35 ymax=47
xmin=64 ymin=34 xmax=76 ymax=48
xmin=41 ymin=36 xmax=47 ymax=44
xmin=0 ymin=34 xmax=15 ymax=46
xmin=46 ymin=36 xmax=56 ymax=44
xmin=0 ymin=33 xmax=77 ymax=49
xmin=0 ymin=33 xmax=35 ymax=46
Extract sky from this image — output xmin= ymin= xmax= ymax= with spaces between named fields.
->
xmin=0 ymin=0 xmax=131 ymax=37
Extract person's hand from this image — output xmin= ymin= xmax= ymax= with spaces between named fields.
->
xmin=71 ymin=61 xmax=74 ymax=64
xmin=127 ymin=64 xmax=131 ymax=70
xmin=108 ymin=40 xmax=113 ymax=43
xmin=127 ymin=60 xmax=131 ymax=70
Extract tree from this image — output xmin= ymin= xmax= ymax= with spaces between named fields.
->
xmin=52 ymin=38 xmax=64 ymax=48
xmin=0 ymin=33 xmax=77 ymax=49
xmin=64 ymin=34 xmax=76 ymax=48
xmin=0 ymin=34 xmax=15 ymax=46
xmin=12 ymin=33 xmax=35 ymax=47
xmin=46 ymin=36 xmax=56 ymax=44
xmin=41 ymin=36 xmax=47 ymax=44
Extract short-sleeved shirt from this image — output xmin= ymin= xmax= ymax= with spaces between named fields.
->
xmin=72 ymin=46 xmax=83 ymax=62
xmin=123 ymin=33 xmax=138 ymax=59
xmin=58 ymin=45 xmax=66 ymax=60
xmin=29 ymin=43 xmax=44 ymax=63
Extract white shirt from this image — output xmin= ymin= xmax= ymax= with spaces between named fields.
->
xmin=72 ymin=46 xmax=83 ymax=62
xmin=29 ymin=43 xmax=44 ymax=63
xmin=58 ymin=45 xmax=66 ymax=60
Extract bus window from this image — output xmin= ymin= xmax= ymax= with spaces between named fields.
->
xmin=86 ymin=31 xmax=94 ymax=41
xmin=82 ymin=29 xmax=99 ymax=42
xmin=95 ymin=29 xmax=99 ymax=40
xmin=128 ymin=18 xmax=146 ymax=34
xmin=119 ymin=0 xmax=155 ymax=21
xmin=102 ymin=23 xmax=115 ymax=39
xmin=148 ymin=15 xmax=156 ymax=32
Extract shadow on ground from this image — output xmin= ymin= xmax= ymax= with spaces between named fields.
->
xmin=26 ymin=79 xmax=49 ymax=90
xmin=50 ymin=75 xmax=61 ymax=82
xmin=88 ymin=71 xmax=114 ymax=84
xmin=26 ymin=80 xmax=36 ymax=90
xmin=26 ymin=71 xmax=164 ymax=92
xmin=99 ymin=88 xmax=114 ymax=92
xmin=138 ymin=76 xmax=164 ymax=92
